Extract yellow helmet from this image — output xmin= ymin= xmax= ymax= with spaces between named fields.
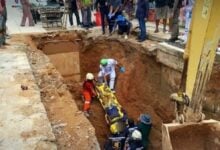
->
xmin=110 ymin=121 xmax=125 ymax=134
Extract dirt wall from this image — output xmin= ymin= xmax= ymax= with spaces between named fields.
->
xmin=27 ymin=31 xmax=220 ymax=150
xmin=24 ymin=33 xmax=100 ymax=150
xmin=79 ymin=38 xmax=175 ymax=149
xmin=169 ymin=123 xmax=220 ymax=150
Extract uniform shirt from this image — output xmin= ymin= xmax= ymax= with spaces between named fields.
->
xmin=100 ymin=59 xmax=118 ymax=75
xmin=83 ymin=80 xmax=95 ymax=96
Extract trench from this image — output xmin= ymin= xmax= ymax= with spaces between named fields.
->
xmin=29 ymin=31 xmax=220 ymax=149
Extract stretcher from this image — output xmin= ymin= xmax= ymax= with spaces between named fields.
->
xmin=95 ymin=83 xmax=127 ymax=134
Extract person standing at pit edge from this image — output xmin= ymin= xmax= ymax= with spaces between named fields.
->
xmin=0 ymin=0 xmax=7 ymax=47
xmin=95 ymin=0 xmax=109 ymax=35
xmin=82 ymin=73 xmax=97 ymax=117
xmin=15 ymin=0 xmax=34 ymax=26
xmin=98 ymin=58 xmax=125 ymax=93
xmin=67 ymin=0 xmax=81 ymax=26
xmin=135 ymin=0 xmax=149 ymax=42
xmin=168 ymin=0 xmax=183 ymax=42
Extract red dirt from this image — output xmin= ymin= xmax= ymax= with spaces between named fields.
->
xmin=169 ymin=124 xmax=220 ymax=150
xmin=77 ymin=38 xmax=175 ymax=149
xmin=13 ymin=31 xmax=220 ymax=150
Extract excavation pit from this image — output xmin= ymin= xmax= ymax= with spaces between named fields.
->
xmin=27 ymin=31 xmax=220 ymax=149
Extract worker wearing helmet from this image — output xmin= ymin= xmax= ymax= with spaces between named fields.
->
xmin=125 ymin=129 xmax=143 ymax=149
xmin=82 ymin=73 xmax=97 ymax=117
xmin=98 ymin=58 xmax=125 ymax=93
xmin=137 ymin=114 xmax=152 ymax=149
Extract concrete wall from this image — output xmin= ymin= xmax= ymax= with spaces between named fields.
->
xmin=156 ymin=42 xmax=184 ymax=92
xmin=42 ymin=41 xmax=81 ymax=81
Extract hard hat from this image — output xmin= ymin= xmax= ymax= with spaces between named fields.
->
xmin=100 ymin=59 xmax=108 ymax=66
xmin=110 ymin=123 xmax=119 ymax=134
xmin=86 ymin=73 xmax=94 ymax=80
xmin=131 ymin=129 xmax=142 ymax=140
xmin=140 ymin=114 xmax=151 ymax=125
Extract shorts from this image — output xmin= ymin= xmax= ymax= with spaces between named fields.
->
xmin=155 ymin=6 xmax=169 ymax=19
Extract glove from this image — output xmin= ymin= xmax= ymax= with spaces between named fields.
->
xmin=108 ymin=13 xmax=112 ymax=19
xmin=108 ymin=13 xmax=115 ymax=19
xmin=120 ymin=67 xmax=125 ymax=73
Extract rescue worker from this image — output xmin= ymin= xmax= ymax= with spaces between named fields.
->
xmin=137 ymin=114 xmax=152 ymax=150
xmin=124 ymin=118 xmax=138 ymax=137
xmin=82 ymin=73 xmax=97 ymax=117
xmin=98 ymin=58 xmax=125 ymax=93
xmin=15 ymin=0 xmax=34 ymax=26
xmin=125 ymin=129 xmax=143 ymax=149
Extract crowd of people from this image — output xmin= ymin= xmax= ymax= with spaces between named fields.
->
xmin=65 ymin=0 xmax=195 ymax=43
xmin=0 ymin=0 xmax=195 ymax=47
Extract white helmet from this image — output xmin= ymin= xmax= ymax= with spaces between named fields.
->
xmin=86 ymin=73 xmax=94 ymax=80
xmin=131 ymin=130 xmax=142 ymax=140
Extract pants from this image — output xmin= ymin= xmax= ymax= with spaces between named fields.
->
xmin=98 ymin=71 xmax=116 ymax=90
xmin=109 ymin=11 xmax=121 ymax=33
xmin=138 ymin=17 xmax=146 ymax=40
xmin=69 ymin=9 xmax=80 ymax=26
xmin=81 ymin=7 xmax=92 ymax=26
xmin=118 ymin=23 xmax=131 ymax=35
xmin=21 ymin=3 xmax=34 ymax=26
xmin=100 ymin=6 xmax=109 ymax=33
xmin=170 ymin=6 xmax=180 ymax=39
xmin=83 ymin=91 xmax=92 ymax=111
xmin=0 ymin=7 xmax=7 ymax=46
xmin=183 ymin=8 xmax=192 ymax=42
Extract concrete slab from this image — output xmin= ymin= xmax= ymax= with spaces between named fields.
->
xmin=156 ymin=42 xmax=184 ymax=72
xmin=0 ymin=48 xmax=56 ymax=150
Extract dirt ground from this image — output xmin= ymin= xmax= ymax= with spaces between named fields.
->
xmin=170 ymin=123 xmax=220 ymax=150
xmin=10 ymin=31 xmax=220 ymax=150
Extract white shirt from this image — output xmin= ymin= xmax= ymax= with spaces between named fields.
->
xmin=100 ymin=59 xmax=118 ymax=75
